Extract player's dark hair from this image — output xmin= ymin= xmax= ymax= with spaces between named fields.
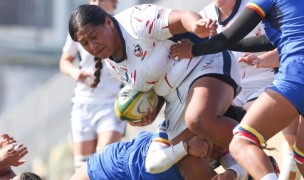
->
xmin=19 ymin=172 xmax=42 ymax=180
xmin=69 ymin=4 xmax=109 ymax=41
xmin=89 ymin=57 xmax=103 ymax=88
xmin=68 ymin=4 xmax=109 ymax=88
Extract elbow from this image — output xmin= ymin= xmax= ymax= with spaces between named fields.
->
xmin=145 ymin=158 xmax=165 ymax=174
xmin=145 ymin=162 xmax=161 ymax=174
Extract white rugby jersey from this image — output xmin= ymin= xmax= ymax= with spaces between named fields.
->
xmin=200 ymin=0 xmax=274 ymax=82
xmin=105 ymin=4 xmax=207 ymax=96
xmin=63 ymin=35 xmax=121 ymax=104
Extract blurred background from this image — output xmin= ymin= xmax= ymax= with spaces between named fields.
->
xmin=0 ymin=0 xmax=211 ymax=179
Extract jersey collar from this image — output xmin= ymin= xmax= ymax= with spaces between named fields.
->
xmin=109 ymin=17 xmax=127 ymax=63
xmin=216 ymin=0 xmax=242 ymax=26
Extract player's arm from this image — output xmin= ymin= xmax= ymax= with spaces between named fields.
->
xmin=60 ymin=36 xmax=92 ymax=82
xmin=59 ymin=36 xmax=80 ymax=80
xmin=168 ymin=10 xmax=216 ymax=38
xmin=230 ymin=34 xmax=275 ymax=52
xmin=59 ymin=52 xmax=80 ymax=80
xmin=129 ymin=97 xmax=165 ymax=127
xmin=145 ymin=126 xmax=208 ymax=174
xmin=238 ymin=49 xmax=279 ymax=68
xmin=192 ymin=8 xmax=262 ymax=56
xmin=170 ymin=7 xmax=263 ymax=59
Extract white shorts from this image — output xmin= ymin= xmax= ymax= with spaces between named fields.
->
xmin=70 ymin=103 xmax=126 ymax=143
xmin=233 ymin=78 xmax=273 ymax=106
xmin=163 ymin=51 xmax=241 ymax=141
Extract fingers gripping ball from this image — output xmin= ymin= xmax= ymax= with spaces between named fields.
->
xmin=115 ymin=85 xmax=159 ymax=122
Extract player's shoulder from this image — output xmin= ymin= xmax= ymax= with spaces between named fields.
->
xmin=199 ymin=3 xmax=217 ymax=18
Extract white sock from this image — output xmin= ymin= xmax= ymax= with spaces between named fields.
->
xmin=279 ymin=141 xmax=301 ymax=180
xmin=260 ymin=173 xmax=278 ymax=180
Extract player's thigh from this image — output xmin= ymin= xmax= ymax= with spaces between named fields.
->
xmin=74 ymin=140 xmax=97 ymax=156
xmin=97 ymin=131 xmax=123 ymax=150
xmin=95 ymin=108 xmax=126 ymax=148
xmin=186 ymin=76 xmax=234 ymax=118
xmin=241 ymin=88 xmax=299 ymax=141
xmin=177 ymin=155 xmax=216 ymax=180
xmin=295 ymin=116 xmax=304 ymax=150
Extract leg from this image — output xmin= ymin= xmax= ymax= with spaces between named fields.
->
xmin=96 ymin=131 xmax=123 ymax=150
xmin=70 ymin=163 xmax=90 ymax=180
xmin=279 ymin=117 xmax=301 ymax=180
xmin=73 ymin=140 xmax=97 ymax=169
xmin=185 ymin=77 xmax=237 ymax=148
xmin=177 ymin=155 xmax=216 ymax=180
xmin=294 ymin=116 xmax=304 ymax=175
xmin=243 ymin=99 xmax=255 ymax=111
xmin=95 ymin=109 xmax=126 ymax=150
xmin=230 ymin=89 xmax=299 ymax=179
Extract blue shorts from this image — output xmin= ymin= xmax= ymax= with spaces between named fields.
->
xmin=270 ymin=80 xmax=304 ymax=115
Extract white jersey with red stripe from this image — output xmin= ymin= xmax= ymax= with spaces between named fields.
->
xmin=105 ymin=4 xmax=215 ymax=97
xmin=104 ymin=4 xmax=241 ymax=140
xmin=200 ymin=0 xmax=274 ymax=106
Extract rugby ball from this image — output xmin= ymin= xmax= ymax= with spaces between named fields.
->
xmin=115 ymin=85 xmax=159 ymax=122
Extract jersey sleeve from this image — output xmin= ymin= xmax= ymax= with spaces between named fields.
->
xmin=246 ymin=0 xmax=275 ymax=19
xmin=145 ymin=121 xmax=187 ymax=174
xmin=62 ymin=34 xmax=78 ymax=56
xmin=131 ymin=4 xmax=173 ymax=41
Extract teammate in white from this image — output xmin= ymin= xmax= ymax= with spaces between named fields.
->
xmin=59 ymin=0 xmax=125 ymax=169
xmin=200 ymin=0 xmax=274 ymax=111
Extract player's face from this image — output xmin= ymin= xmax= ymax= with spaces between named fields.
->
xmin=89 ymin=0 xmax=116 ymax=14
xmin=76 ymin=19 xmax=116 ymax=59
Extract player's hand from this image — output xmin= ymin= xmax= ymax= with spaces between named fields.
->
xmin=186 ymin=136 xmax=209 ymax=157
xmin=211 ymin=170 xmax=237 ymax=180
xmin=170 ymin=39 xmax=194 ymax=60
xmin=192 ymin=18 xmax=217 ymax=38
xmin=238 ymin=53 xmax=263 ymax=68
xmin=210 ymin=144 xmax=227 ymax=160
xmin=129 ymin=108 xmax=156 ymax=127
xmin=72 ymin=69 xmax=92 ymax=82
xmin=0 ymin=144 xmax=28 ymax=168
xmin=0 ymin=134 xmax=16 ymax=148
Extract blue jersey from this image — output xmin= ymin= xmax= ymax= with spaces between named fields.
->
xmin=87 ymin=131 xmax=183 ymax=180
xmin=247 ymin=0 xmax=304 ymax=114
xmin=248 ymin=0 xmax=304 ymax=61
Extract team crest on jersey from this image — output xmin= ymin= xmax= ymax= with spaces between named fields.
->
xmin=202 ymin=60 xmax=214 ymax=70
xmin=133 ymin=44 xmax=143 ymax=57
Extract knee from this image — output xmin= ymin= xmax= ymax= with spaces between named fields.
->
xmin=229 ymin=136 xmax=244 ymax=159
xmin=293 ymin=144 xmax=304 ymax=164
xmin=185 ymin=112 xmax=215 ymax=134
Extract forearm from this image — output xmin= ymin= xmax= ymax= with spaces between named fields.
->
xmin=192 ymin=8 xmax=262 ymax=56
xmin=257 ymin=49 xmax=279 ymax=68
xmin=180 ymin=11 xmax=202 ymax=34
xmin=155 ymin=97 xmax=165 ymax=116
xmin=59 ymin=53 xmax=80 ymax=80
xmin=145 ymin=141 xmax=187 ymax=174
xmin=230 ymin=35 xmax=276 ymax=52
xmin=0 ymin=166 xmax=15 ymax=177
xmin=168 ymin=10 xmax=202 ymax=35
